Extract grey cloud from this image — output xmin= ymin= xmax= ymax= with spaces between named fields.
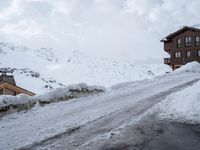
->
xmin=0 ymin=0 xmax=200 ymax=63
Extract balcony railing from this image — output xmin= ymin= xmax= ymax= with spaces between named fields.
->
xmin=164 ymin=58 xmax=170 ymax=64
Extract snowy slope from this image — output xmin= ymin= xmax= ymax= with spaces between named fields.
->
xmin=0 ymin=42 xmax=64 ymax=94
xmin=0 ymin=42 xmax=171 ymax=94
xmin=62 ymin=50 xmax=171 ymax=86
xmin=0 ymin=62 xmax=199 ymax=150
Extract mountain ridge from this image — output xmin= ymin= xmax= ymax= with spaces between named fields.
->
xmin=0 ymin=41 xmax=171 ymax=94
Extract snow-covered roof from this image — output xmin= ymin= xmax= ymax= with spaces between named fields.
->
xmin=161 ymin=26 xmax=200 ymax=42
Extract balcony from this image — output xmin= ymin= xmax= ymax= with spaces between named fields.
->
xmin=164 ymin=58 xmax=171 ymax=64
xmin=164 ymin=42 xmax=172 ymax=51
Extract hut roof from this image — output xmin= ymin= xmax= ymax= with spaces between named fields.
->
xmin=0 ymin=82 xmax=35 ymax=96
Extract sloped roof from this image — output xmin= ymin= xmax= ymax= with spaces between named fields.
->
xmin=0 ymin=82 xmax=35 ymax=96
xmin=161 ymin=26 xmax=200 ymax=42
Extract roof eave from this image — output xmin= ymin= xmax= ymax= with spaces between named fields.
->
xmin=160 ymin=38 xmax=169 ymax=42
xmin=162 ymin=26 xmax=200 ymax=42
xmin=0 ymin=82 xmax=36 ymax=96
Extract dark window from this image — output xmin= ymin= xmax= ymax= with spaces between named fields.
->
xmin=198 ymin=50 xmax=200 ymax=56
xmin=177 ymin=39 xmax=181 ymax=48
xmin=185 ymin=36 xmax=192 ymax=47
xmin=196 ymin=36 xmax=200 ymax=46
xmin=186 ymin=51 xmax=191 ymax=57
xmin=175 ymin=52 xmax=181 ymax=58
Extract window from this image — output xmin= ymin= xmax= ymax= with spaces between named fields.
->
xmin=196 ymin=36 xmax=200 ymax=46
xmin=177 ymin=39 xmax=181 ymax=48
xmin=186 ymin=51 xmax=191 ymax=57
xmin=175 ymin=52 xmax=181 ymax=58
xmin=185 ymin=36 xmax=192 ymax=47
xmin=198 ymin=50 xmax=200 ymax=56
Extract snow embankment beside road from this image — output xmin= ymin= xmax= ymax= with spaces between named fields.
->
xmin=174 ymin=61 xmax=200 ymax=73
xmin=158 ymin=80 xmax=200 ymax=123
xmin=0 ymin=83 xmax=105 ymax=116
xmin=157 ymin=62 xmax=200 ymax=123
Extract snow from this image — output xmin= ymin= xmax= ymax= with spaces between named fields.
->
xmin=149 ymin=62 xmax=200 ymax=123
xmin=174 ymin=61 xmax=200 ymax=73
xmin=0 ymin=83 xmax=105 ymax=109
xmin=0 ymin=42 xmax=64 ymax=94
xmin=2 ymin=42 xmax=200 ymax=149
xmin=0 ymin=42 xmax=171 ymax=94
xmin=157 ymin=80 xmax=200 ymax=123
xmin=35 ymin=83 xmax=106 ymax=102
xmin=0 ymin=69 xmax=199 ymax=149
xmin=0 ymin=94 xmax=32 ymax=107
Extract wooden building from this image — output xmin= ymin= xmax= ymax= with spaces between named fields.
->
xmin=161 ymin=26 xmax=200 ymax=70
xmin=0 ymin=71 xmax=35 ymax=96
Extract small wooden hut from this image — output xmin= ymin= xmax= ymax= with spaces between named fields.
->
xmin=0 ymin=70 xmax=35 ymax=96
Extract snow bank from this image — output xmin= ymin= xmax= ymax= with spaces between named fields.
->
xmin=0 ymin=94 xmax=33 ymax=108
xmin=157 ymin=80 xmax=200 ymax=123
xmin=0 ymin=94 xmax=36 ymax=117
xmin=34 ymin=83 xmax=106 ymax=103
xmin=174 ymin=61 xmax=200 ymax=73
xmin=0 ymin=83 xmax=106 ymax=116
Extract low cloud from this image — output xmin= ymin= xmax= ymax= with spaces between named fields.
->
xmin=0 ymin=0 xmax=200 ymax=63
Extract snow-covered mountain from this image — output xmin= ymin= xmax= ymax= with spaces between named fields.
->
xmin=0 ymin=42 xmax=64 ymax=94
xmin=0 ymin=42 xmax=171 ymax=94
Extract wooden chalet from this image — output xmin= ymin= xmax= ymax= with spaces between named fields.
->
xmin=0 ymin=71 xmax=35 ymax=96
xmin=161 ymin=26 xmax=200 ymax=70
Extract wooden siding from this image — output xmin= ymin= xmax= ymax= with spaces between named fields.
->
xmin=162 ymin=27 xmax=200 ymax=69
xmin=3 ymin=88 xmax=16 ymax=96
xmin=164 ymin=41 xmax=173 ymax=51
xmin=0 ymin=82 xmax=35 ymax=96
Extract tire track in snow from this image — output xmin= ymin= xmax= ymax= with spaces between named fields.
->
xmin=27 ymin=78 xmax=200 ymax=150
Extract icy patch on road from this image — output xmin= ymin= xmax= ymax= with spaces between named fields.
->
xmin=158 ymin=80 xmax=200 ymax=123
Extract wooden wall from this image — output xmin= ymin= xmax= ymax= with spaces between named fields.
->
xmin=164 ymin=29 xmax=200 ymax=67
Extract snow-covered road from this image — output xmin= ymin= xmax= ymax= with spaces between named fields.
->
xmin=0 ymin=72 xmax=200 ymax=150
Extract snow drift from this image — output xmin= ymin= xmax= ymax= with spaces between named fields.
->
xmin=0 ymin=83 xmax=105 ymax=117
xmin=35 ymin=83 xmax=106 ymax=104
xmin=174 ymin=61 xmax=200 ymax=73
xmin=153 ymin=62 xmax=200 ymax=123
xmin=158 ymin=80 xmax=200 ymax=123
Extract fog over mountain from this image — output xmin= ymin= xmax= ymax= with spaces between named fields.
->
xmin=0 ymin=42 xmax=170 ymax=94
xmin=0 ymin=0 xmax=200 ymax=63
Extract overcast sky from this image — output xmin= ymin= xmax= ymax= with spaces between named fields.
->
xmin=0 ymin=0 xmax=200 ymax=63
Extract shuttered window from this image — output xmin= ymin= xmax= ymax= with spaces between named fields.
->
xmin=186 ymin=51 xmax=191 ymax=57
xmin=185 ymin=36 xmax=192 ymax=47
xmin=196 ymin=36 xmax=200 ymax=46
xmin=177 ymin=39 xmax=181 ymax=48
xmin=175 ymin=52 xmax=181 ymax=58
xmin=198 ymin=50 xmax=200 ymax=56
